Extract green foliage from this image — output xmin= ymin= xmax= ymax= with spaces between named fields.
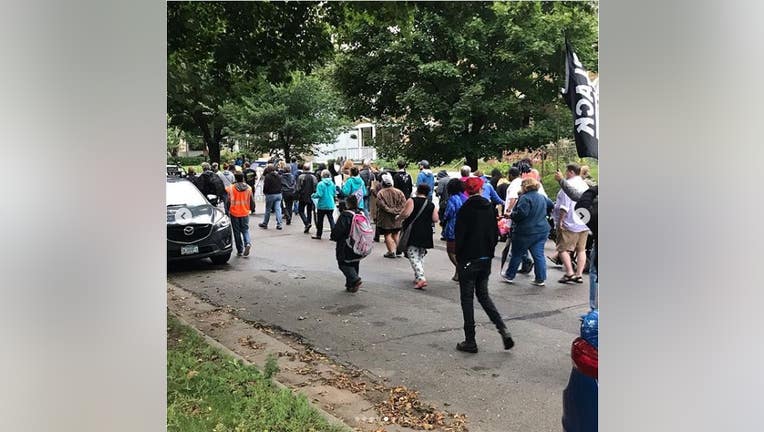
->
xmin=264 ymin=354 xmax=280 ymax=380
xmin=167 ymin=2 xmax=339 ymax=163
xmin=174 ymin=156 xmax=206 ymax=167
xmin=225 ymin=71 xmax=346 ymax=161
xmin=167 ymin=315 xmax=346 ymax=432
xmin=331 ymin=1 xmax=598 ymax=168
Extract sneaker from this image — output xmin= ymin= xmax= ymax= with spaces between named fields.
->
xmin=243 ymin=244 xmax=251 ymax=257
xmin=276 ymin=225 xmax=283 ymax=230
xmin=304 ymin=224 xmax=311 ymax=234
xmin=383 ymin=252 xmax=396 ymax=258
xmin=456 ymin=341 xmax=478 ymax=353
xmin=236 ymin=251 xmax=243 ymax=257
xmin=501 ymin=273 xmax=514 ymax=283
xmin=311 ymin=236 xmax=321 ymax=240
xmin=530 ymin=280 xmax=545 ymax=287
xmin=258 ymin=223 xmax=267 ymax=229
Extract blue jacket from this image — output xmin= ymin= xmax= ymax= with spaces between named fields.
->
xmin=416 ymin=170 xmax=435 ymax=198
xmin=312 ymin=178 xmax=337 ymax=210
xmin=481 ymin=181 xmax=505 ymax=206
xmin=442 ymin=193 xmax=467 ymax=241
xmin=341 ymin=176 xmax=367 ymax=209
xmin=509 ymin=190 xmax=554 ymax=235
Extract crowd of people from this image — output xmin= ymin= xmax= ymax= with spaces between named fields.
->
xmin=185 ymin=155 xmax=598 ymax=353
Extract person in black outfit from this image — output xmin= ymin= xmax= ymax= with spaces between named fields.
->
xmin=195 ymin=162 xmax=227 ymax=209
xmin=399 ymin=184 xmax=439 ymax=289
xmin=454 ymin=176 xmax=515 ymax=353
xmin=392 ymin=159 xmax=413 ymax=198
xmin=243 ymin=162 xmax=258 ymax=214
xmin=280 ymin=165 xmax=297 ymax=225
xmin=297 ymin=163 xmax=318 ymax=234
xmin=330 ymin=194 xmax=364 ymax=293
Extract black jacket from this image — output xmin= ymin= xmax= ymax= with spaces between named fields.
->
xmin=454 ymin=195 xmax=499 ymax=265
xmin=263 ymin=172 xmax=282 ymax=195
xmin=393 ymin=170 xmax=413 ymax=198
xmin=196 ymin=170 xmax=226 ymax=200
xmin=280 ymin=172 xmax=296 ymax=196
xmin=330 ymin=209 xmax=362 ymax=262
xmin=359 ymin=168 xmax=373 ymax=197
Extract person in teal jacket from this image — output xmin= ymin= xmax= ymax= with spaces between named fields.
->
xmin=311 ymin=170 xmax=337 ymax=239
xmin=341 ymin=167 xmax=367 ymax=212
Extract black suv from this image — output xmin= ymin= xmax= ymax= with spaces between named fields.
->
xmin=166 ymin=177 xmax=232 ymax=264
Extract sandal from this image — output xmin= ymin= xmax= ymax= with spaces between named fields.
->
xmin=383 ymin=252 xmax=396 ymax=258
xmin=558 ymin=274 xmax=576 ymax=284
xmin=414 ymin=279 xmax=428 ymax=290
xmin=574 ymin=275 xmax=584 ymax=284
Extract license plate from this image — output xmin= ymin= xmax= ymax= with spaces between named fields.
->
xmin=180 ymin=245 xmax=199 ymax=255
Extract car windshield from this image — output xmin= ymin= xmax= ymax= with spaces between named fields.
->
xmin=166 ymin=181 xmax=208 ymax=207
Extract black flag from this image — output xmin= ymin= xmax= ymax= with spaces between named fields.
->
xmin=562 ymin=40 xmax=598 ymax=159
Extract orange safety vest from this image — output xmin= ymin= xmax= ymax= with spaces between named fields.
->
xmin=226 ymin=184 xmax=253 ymax=217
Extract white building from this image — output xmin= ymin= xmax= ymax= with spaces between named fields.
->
xmin=314 ymin=121 xmax=378 ymax=163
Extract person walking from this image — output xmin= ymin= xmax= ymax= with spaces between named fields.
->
xmin=258 ymin=165 xmax=284 ymax=230
xmin=375 ymin=173 xmax=407 ymax=258
xmin=552 ymin=163 xmax=590 ymax=283
xmin=435 ymin=170 xmax=452 ymax=241
xmin=442 ymin=178 xmax=467 ymax=281
xmin=415 ymin=160 xmax=435 ymax=199
xmin=359 ymin=159 xmax=374 ymax=218
xmin=330 ymin=194 xmax=364 ymax=292
xmin=296 ymin=163 xmax=318 ymax=234
xmin=555 ymin=172 xmax=599 ymax=310
xmin=226 ymin=172 xmax=255 ymax=257
xmin=280 ymin=165 xmax=297 ymax=225
xmin=243 ymin=162 xmax=258 ymax=214
xmin=454 ymin=177 xmax=514 ymax=353
xmin=311 ymin=169 xmax=337 ymax=239
xmin=392 ymin=160 xmax=413 ymax=198
xmin=341 ymin=167 xmax=367 ymax=211
xmin=398 ymin=184 xmax=438 ymax=289
xmin=502 ymin=178 xmax=554 ymax=286
xmin=195 ymin=162 xmax=227 ymax=208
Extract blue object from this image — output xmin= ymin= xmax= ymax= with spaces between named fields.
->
xmin=562 ymin=309 xmax=598 ymax=432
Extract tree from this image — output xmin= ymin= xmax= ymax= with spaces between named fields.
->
xmin=331 ymin=1 xmax=598 ymax=170
xmin=167 ymin=2 xmax=337 ymax=163
xmin=225 ymin=71 xmax=346 ymax=161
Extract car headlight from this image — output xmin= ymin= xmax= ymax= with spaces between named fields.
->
xmin=214 ymin=212 xmax=230 ymax=230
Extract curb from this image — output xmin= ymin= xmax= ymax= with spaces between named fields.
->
xmin=169 ymin=311 xmax=352 ymax=432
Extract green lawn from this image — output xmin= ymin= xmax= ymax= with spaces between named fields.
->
xmin=167 ymin=314 xmax=347 ymax=432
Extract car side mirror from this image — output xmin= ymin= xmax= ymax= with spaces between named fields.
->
xmin=206 ymin=195 xmax=219 ymax=206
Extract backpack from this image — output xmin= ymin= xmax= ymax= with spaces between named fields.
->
xmin=345 ymin=211 xmax=374 ymax=260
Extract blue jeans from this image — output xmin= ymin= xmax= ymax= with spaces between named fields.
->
xmin=262 ymin=193 xmax=283 ymax=227
xmin=230 ymin=216 xmax=251 ymax=253
xmin=505 ymin=231 xmax=548 ymax=281
xmin=589 ymin=243 xmax=598 ymax=310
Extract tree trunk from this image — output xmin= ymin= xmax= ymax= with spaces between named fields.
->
xmin=465 ymin=154 xmax=478 ymax=172
xmin=194 ymin=114 xmax=223 ymax=164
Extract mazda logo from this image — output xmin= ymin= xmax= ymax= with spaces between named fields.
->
xmin=183 ymin=226 xmax=195 ymax=235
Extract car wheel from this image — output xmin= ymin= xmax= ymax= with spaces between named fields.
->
xmin=210 ymin=252 xmax=231 ymax=265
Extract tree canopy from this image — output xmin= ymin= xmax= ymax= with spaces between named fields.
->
xmin=224 ymin=71 xmax=346 ymax=161
xmin=167 ymin=1 xmax=338 ymax=162
xmin=331 ymin=1 xmax=598 ymax=169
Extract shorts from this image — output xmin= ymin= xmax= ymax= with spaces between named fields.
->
xmin=378 ymin=227 xmax=400 ymax=235
xmin=556 ymin=229 xmax=589 ymax=252
xmin=446 ymin=240 xmax=456 ymax=254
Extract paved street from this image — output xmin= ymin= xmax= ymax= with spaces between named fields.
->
xmin=168 ymin=211 xmax=589 ymax=432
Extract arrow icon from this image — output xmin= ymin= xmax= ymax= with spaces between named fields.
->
xmin=175 ymin=207 xmax=192 ymax=225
